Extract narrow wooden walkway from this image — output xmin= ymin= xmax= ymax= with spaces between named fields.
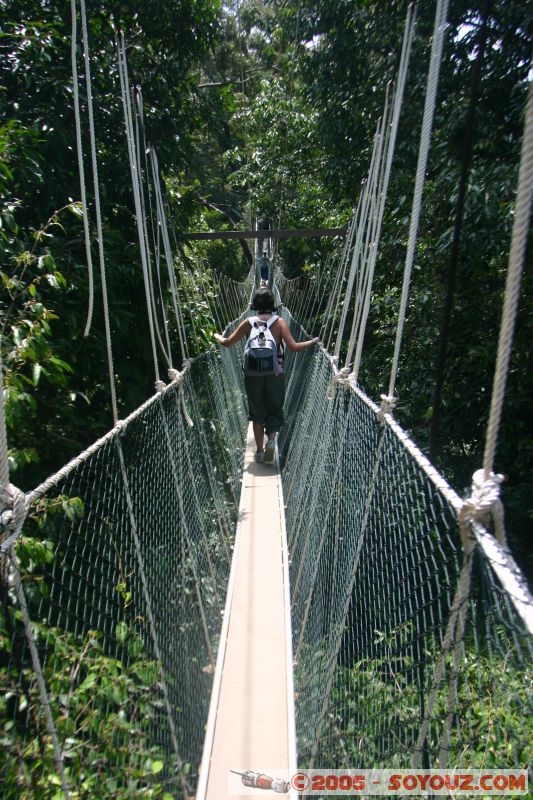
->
xmin=196 ymin=425 xmax=297 ymax=799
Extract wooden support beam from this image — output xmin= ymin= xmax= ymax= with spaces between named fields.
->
xmin=179 ymin=227 xmax=346 ymax=241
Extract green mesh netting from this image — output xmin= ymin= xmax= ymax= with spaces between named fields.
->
xmin=279 ymin=310 xmax=532 ymax=775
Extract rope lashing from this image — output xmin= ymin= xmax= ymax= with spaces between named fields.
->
xmin=168 ymin=368 xmax=194 ymax=427
xmin=459 ymin=468 xmax=507 ymax=548
xmin=155 ymin=380 xmax=166 ymax=392
xmin=168 ymin=367 xmax=186 ymax=384
xmin=326 ymin=366 xmax=352 ymax=400
xmin=377 ymin=393 xmax=397 ymax=423
xmin=0 ymin=483 xmax=28 ymax=555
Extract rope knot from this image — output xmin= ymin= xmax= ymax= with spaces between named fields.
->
xmin=377 ymin=394 xmax=397 ymax=423
xmin=0 ymin=483 xmax=28 ymax=554
xmin=458 ymin=469 xmax=506 ymax=552
xmin=168 ymin=368 xmax=184 ymax=385
xmin=155 ymin=380 xmax=166 ymax=393
xmin=327 ymin=367 xmax=352 ymax=400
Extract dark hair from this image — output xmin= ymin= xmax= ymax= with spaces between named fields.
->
xmin=251 ymin=287 xmax=275 ymax=313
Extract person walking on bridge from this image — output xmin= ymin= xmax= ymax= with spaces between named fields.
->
xmin=258 ymin=250 xmax=271 ymax=286
xmin=214 ymin=287 xmax=318 ymax=463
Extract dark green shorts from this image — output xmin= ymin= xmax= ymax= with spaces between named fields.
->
xmin=244 ymin=374 xmax=285 ymax=435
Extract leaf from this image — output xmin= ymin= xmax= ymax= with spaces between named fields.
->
xmin=151 ymin=760 xmax=164 ymax=774
xmin=68 ymin=202 xmax=84 ymax=219
xmin=131 ymin=660 xmax=159 ymax=686
xmin=48 ymin=355 xmax=73 ymax=373
xmin=32 ymin=363 xmax=42 ymax=386
xmin=79 ymin=672 xmax=97 ymax=691
xmin=115 ymin=621 xmax=128 ymax=644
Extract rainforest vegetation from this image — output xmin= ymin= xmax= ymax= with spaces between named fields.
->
xmin=1 ymin=1 xmax=532 ymax=797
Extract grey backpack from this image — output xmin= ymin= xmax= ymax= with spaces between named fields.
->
xmin=243 ymin=315 xmax=280 ymax=376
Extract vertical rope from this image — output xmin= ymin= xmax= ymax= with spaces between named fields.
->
xmin=133 ymin=91 xmax=169 ymax=378
xmin=150 ymin=147 xmax=189 ymax=363
xmin=322 ymin=213 xmax=356 ymax=347
xmin=482 ymin=76 xmax=533 ymax=478
xmin=79 ymin=0 xmax=118 ymax=423
xmin=350 ymin=6 xmax=417 ymax=380
xmin=117 ymin=36 xmax=161 ymax=387
xmin=348 ymin=100 xmax=390 ymax=373
xmin=386 ymin=0 xmax=450 ymax=403
xmin=0 ymin=353 xmax=9 ymax=491
xmin=70 ymin=0 xmax=94 ymax=337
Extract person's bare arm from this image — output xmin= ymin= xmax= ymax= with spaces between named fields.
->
xmin=213 ymin=319 xmax=251 ymax=347
xmin=278 ymin=318 xmax=319 ymax=352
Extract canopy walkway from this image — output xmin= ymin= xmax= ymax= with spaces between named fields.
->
xmin=1 ymin=0 xmax=532 ymax=797
xmin=1 ymin=301 xmax=532 ymax=797
xmin=197 ymin=426 xmax=296 ymax=800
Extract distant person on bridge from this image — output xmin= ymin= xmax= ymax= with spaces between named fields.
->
xmin=214 ymin=287 xmax=319 ymax=463
xmin=258 ymin=250 xmax=271 ymax=285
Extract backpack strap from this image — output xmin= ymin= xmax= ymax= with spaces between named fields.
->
xmin=265 ymin=314 xmax=279 ymax=328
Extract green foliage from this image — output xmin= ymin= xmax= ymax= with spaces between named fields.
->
xmin=0 ymin=0 xmax=232 ymax=490
xmin=309 ymin=644 xmax=532 ymax=773
xmin=0 ymin=617 xmax=178 ymax=800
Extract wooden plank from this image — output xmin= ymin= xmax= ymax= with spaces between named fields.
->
xmin=196 ymin=425 xmax=297 ymax=800
xmin=179 ymin=227 xmax=346 ymax=240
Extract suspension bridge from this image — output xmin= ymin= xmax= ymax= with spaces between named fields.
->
xmin=1 ymin=0 xmax=532 ymax=798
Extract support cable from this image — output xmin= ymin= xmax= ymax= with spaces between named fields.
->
xmin=70 ymin=0 xmax=94 ymax=337
xmin=150 ymin=147 xmax=189 ymax=363
xmin=347 ymin=101 xmax=390 ymax=372
xmin=80 ymin=0 xmax=118 ymax=422
xmin=117 ymin=35 xmax=161 ymax=388
xmin=482 ymin=75 xmax=533 ymax=480
xmin=386 ymin=0 xmax=450 ymax=406
xmin=350 ymin=6 xmax=417 ymax=378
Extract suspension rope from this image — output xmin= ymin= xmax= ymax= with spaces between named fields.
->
xmin=482 ymin=76 xmax=533 ymax=479
xmin=70 ymin=0 xmax=94 ymax=337
xmin=150 ymin=147 xmax=189 ymax=363
xmin=350 ymin=4 xmax=417 ymax=379
xmin=117 ymin=35 xmax=161 ymax=387
xmin=322 ymin=206 xmax=357 ymax=349
xmin=386 ymin=0 xmax=450 ymax=405
xmin=80 ymin=0 xmax=118 ymax=422
xmin=347 ymin=98 xmax=390 ymax=373
xmin=133 ymin=89 xmax=172 ymax=376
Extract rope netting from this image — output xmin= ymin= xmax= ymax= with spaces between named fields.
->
xmin=0 ymin=328 xmax=249 ymax=799
xmin=279 ymin=309 xmax=533 ymax=773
